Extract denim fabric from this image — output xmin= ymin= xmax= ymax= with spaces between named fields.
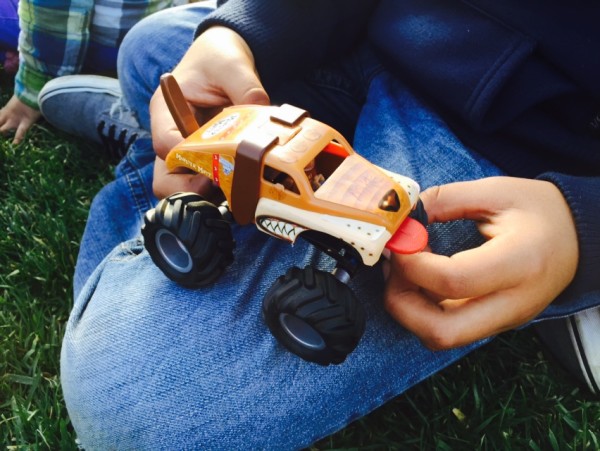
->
xmin=117 ymin=2 xmax=216 ymax=132
xmin=61 ymin=4 xmax=590 ymax=450
xmin=83 ymin=41 xmax=119 ymax=74
xmin=72 ymin=2 xmax=216 ymax=295
xmin=0 ymin=0 xmax=18 ymax=51
xmin=72 ymin=137 xmax=156 ymax=296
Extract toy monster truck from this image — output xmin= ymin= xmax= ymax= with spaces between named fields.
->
xmin=142 ymin=74 xmax=428 ymax=365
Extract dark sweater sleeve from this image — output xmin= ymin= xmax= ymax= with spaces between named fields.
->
xmin=195 ymin=0 xmax=377 ymax=89
xmin=538 ymin=173 xmax=600 ymax=305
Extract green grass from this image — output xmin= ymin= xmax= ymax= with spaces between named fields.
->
xmin=313 ymin=334 xmax=600 ymax=450
xmin=1 ymin=69 xmax=599 ymax=450
xmin=0 ymin=70 xmax=113 ymax=449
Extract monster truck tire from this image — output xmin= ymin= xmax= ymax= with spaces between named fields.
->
xmin=409 ymin=198 xmax=429 ymax=227
xmin=142 ymin=192 xmax=234 ymax=288
xmin=262 ymin=266 xmax=366 ymax=365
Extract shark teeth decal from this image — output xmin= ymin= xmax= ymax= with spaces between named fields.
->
xmin=257 ymin=216 xmax=308 ymax=242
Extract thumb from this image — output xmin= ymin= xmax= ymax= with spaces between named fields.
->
xmin=224 ymin=70 xmax=270 ymax=106
xmin=239 ymin=85 xmax=270 ymax=106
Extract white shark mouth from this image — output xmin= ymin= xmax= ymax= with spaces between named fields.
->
xmin=256 ymin=216 xmax=308 ymax=242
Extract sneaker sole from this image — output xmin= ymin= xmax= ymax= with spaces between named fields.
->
xmin=568 ymin=308 xmax=600 ymax=394
xmin=38 ymin=75 xmax=122 ymax=104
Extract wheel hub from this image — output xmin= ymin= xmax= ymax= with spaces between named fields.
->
xmin=155 ymin=229 xmax=193 ymax=273
xmin=279 ymin=313 xmax=326 ymax=351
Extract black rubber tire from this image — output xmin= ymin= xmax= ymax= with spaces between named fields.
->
xmin=142 ymin=192 xmax=234 ymax=288
xmin=409 ymin=198 xmax=429 ymax=227
xmin=262 ymin=266 xmax=366 ymax=365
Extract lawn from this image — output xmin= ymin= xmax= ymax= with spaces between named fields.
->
xmin=1 ymin=69 xmax=599 ymax=450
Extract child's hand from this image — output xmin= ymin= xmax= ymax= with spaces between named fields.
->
xmin=384 ymin=177 xmax=579 ymax=350
xmin=150 ymin=26 xmax=270 ymax=161
xmin=0 ymin=95 xmax=41 ymax=144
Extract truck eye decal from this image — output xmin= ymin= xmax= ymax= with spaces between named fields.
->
xmin=257 ymin=216 xmax=307 ymax=242
xmin=378 ymin=189 xmax=401 ymax=212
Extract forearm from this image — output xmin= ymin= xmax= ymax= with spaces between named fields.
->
xmin=195 ymin=0 xmax=377 ymax=89
xmin=15 ymin=0 xmax=94 ymax=108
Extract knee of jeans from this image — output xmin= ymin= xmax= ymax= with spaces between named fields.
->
xmin=118 ymin=14 xmax=156 ymax=76
xmin=117 ymin=28 xmax=156 ymax=128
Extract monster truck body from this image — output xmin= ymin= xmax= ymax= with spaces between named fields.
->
xmin=143 ymin=74 xmax=428 ymax=365
xmin=164 ymin=103 xmax=423 ymax=266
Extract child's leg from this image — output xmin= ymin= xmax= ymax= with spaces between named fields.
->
xmin=82 ymin=41 xmax=119 ymax=75
xmin=37 ymin=4 xmax=214 ymax=150
xmin=62 ymin=64 xmax=506 ymax=450
xmin=118 ymin=3 xmax=216 ymax=131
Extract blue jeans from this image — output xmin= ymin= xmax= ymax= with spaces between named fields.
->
xmin=61 ymin=4 xmax=595 ymax=450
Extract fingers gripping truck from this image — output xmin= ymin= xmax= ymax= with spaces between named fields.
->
xmin=142 ymin=74 xmax=429 ymax=365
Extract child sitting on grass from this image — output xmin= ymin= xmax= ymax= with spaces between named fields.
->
xmin=0 ymin=0 xmax=184 ymax=145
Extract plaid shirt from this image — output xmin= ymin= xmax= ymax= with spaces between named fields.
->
xmin=15 ymin=0 xmax=176 ymax=109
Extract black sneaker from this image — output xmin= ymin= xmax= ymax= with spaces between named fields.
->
xmin=38 ymin=75 xmax=149 ymax=158
xmin=535 ymin=307 xmax=600 ymax=394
